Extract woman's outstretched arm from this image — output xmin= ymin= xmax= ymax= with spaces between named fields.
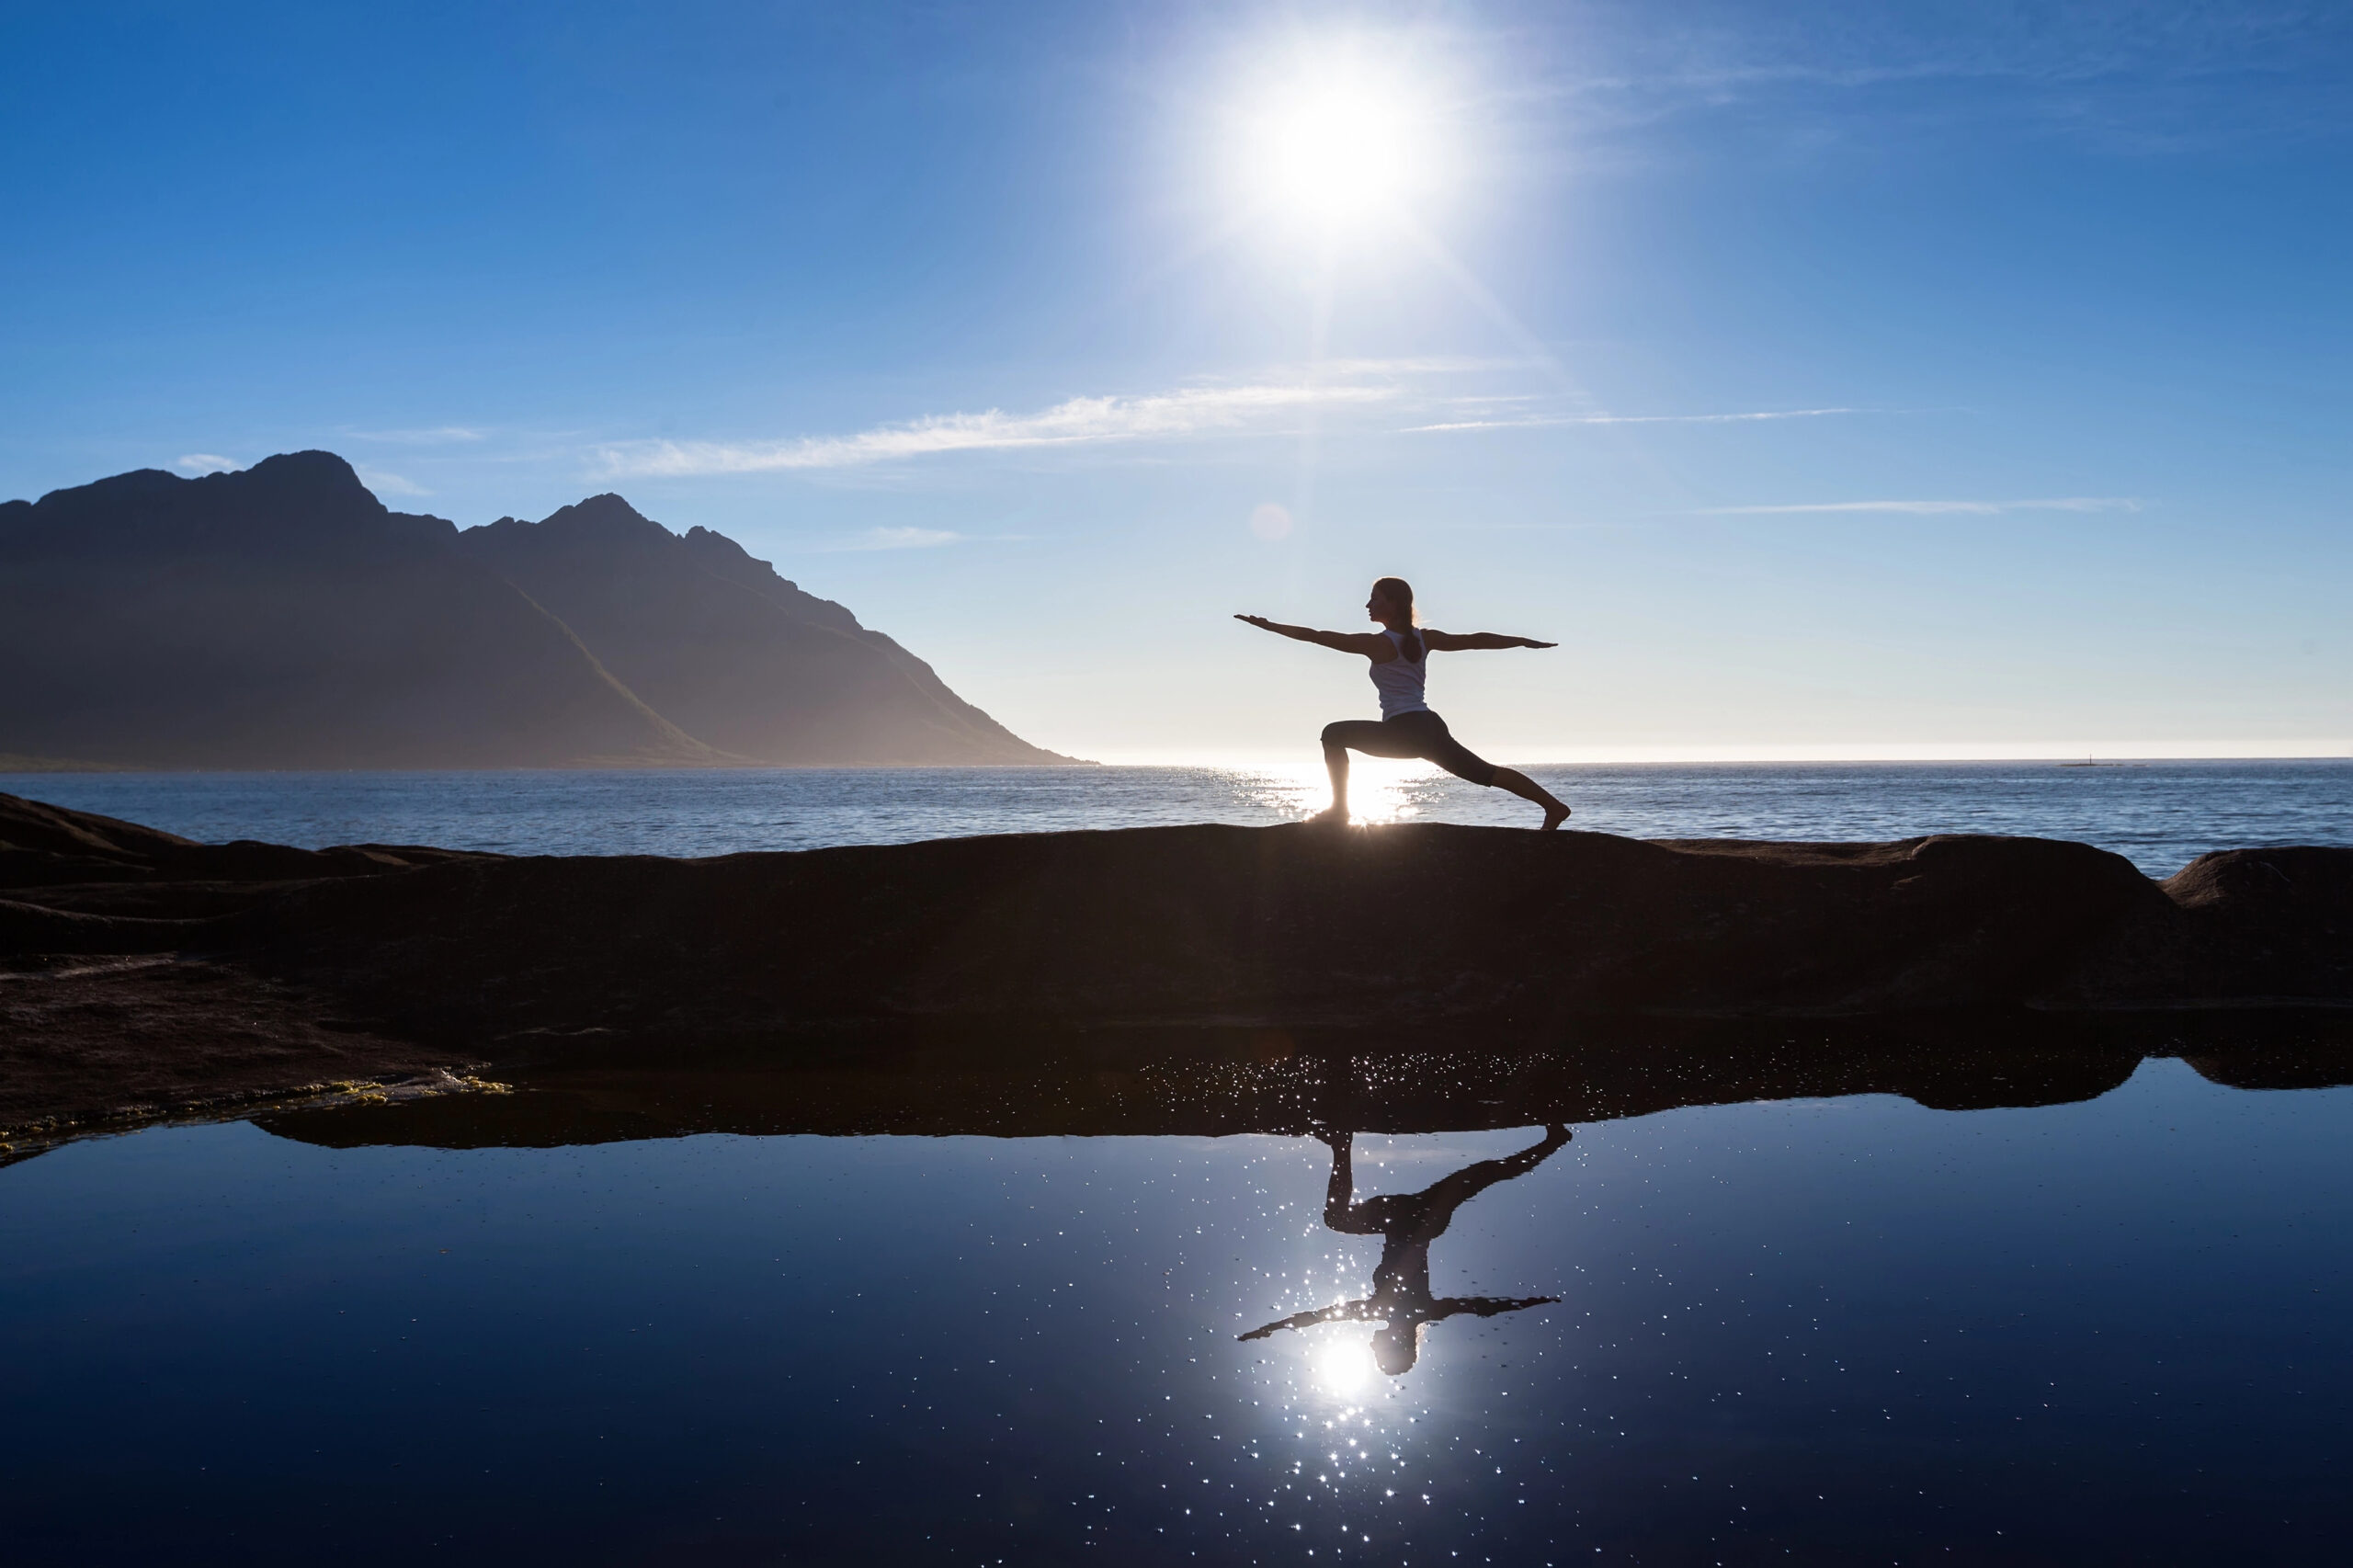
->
xmin=1234 ymin=614 xmax=1387 ymax=656
xmin=1420 ymin=629 xmax=1557 ymax=652
xmin=1237 ymin=1298 xmax=1381 ymax=1341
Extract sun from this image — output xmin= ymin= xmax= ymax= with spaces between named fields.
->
xmin=1233 ymin=53 xmax=1448 ymax=233
xmin=1262 ymin=83 xmax=1416 ymax=221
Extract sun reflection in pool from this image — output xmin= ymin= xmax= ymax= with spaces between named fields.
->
xmin=1309 ymin=1332 xmax=1378 ymax=1398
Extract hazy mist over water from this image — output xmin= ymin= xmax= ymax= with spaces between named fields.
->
xmin=10 ymin=758 xmax=2347 ymax=879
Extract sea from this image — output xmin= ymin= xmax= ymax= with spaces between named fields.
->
xmin=6 ymin=756 xmax=2350 ymax=876
xmin=6 ymin=759 xmax=2352 ymax=1563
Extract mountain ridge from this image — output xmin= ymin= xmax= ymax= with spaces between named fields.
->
xmin=0 ymin=452 xmax=1077 ymax=769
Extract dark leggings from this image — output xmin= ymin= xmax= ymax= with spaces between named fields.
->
xmin=1321 ymin=710 xmax=1498 ymax=788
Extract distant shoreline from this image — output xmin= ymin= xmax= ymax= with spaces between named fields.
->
xmin=0 ymin=756 xmax=1102 ymax=774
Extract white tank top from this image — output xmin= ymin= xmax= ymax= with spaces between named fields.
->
xmin=1369 ymin=629 xmax=1430 ymax=719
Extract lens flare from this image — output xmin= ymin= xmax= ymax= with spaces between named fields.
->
xmin=1260 ymin=82 xmax=1420 ymax=222
xmin=1226 ymin=45 xmax=1452 ymax=237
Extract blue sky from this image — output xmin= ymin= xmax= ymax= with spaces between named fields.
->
xmin=4 ymin=1 xmax=2347 ymax=761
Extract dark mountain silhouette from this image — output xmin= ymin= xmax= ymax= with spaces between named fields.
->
xmin=460 ymin=494 xmax=1058 ymax=765
xmin=0 ymin=452 xmax=1072 ymax=768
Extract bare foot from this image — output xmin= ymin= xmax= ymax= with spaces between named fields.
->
xmin=1540 ymin=802 xmax=1570 ymax=831
xmin=1306 ymin=805 xmax=1351 ymax=827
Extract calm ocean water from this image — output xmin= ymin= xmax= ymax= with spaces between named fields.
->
xmin=7 ymin=757 xmax=2349 ymax=877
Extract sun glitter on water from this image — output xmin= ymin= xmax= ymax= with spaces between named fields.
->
xmin=1224 ymin=758 xmax=1437 ymax=824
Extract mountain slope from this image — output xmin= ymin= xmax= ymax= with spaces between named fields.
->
xmin=459 ymin=494 xmax=1071 ymax=766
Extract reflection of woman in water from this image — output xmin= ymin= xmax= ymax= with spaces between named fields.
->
xmin=1240 ymin=1124 xmax=1571 ymax=1375
xmin=1235 ymin=578 xmax=1572 ymax=829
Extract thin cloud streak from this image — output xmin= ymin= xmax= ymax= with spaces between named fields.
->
xmin=1405 ymin=407 xmax=1866 ymax=432
xmin=1700 ymin=497 xmax=2141 ymax=516
xmin=357 ymin=467 xmax=432 ymax=497
xmin=1310 ymin=355 xmax=1528 ymax=377
xmin=597 ymin=383 xmax=1400 ymax=478
xmin=830 ymin=526 xmax=963 ymax=551
xmin=345 ymin=426 xmax=488 ymax=444
xmin=175 ymin=454 xmax=241 ymax=474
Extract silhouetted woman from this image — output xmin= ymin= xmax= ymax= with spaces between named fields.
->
xmin=1236 ymin=578 xmax=1571 ymax=828
xmin=1240 ymin=1124 xmax=1571 ymax=1375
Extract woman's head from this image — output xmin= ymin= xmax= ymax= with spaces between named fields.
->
xmin=1366 ymin=576 xmax=1416 ymax=627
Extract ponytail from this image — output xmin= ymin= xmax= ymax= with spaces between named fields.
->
xmin=1371 ymin=576 xmax=1421 ymax=661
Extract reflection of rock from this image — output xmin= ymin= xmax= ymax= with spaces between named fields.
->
xmin=5 ymin=789 xmax=2351 ymax=1132
xmin=249 ymin=1016 xmax=2347 ymax=1153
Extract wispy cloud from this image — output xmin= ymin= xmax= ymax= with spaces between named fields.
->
xmin=176 ymin=453 xmax=240 ymax=474
xmin=344 ymin=426 xmax=486 ymax=445
xmin=595 ymin=381 xmax=1401 ymax=478
xmin=1406 ymin=407 xmax=1865 ymax=433
xmin=357 ymin=467 xmax=432 ymax=497
xmin=1538 ymin=5 xmax=2350 ymax=154
xmin=1699 ymin=497 xmax=2142 ymax=516
xmin=1310 ymin=355 xmax=1528 ymax=377
xmin=592 ymin=367 xmax=1878 ymax=482
xmin=828 ymin=526 xmax=963 ymax=551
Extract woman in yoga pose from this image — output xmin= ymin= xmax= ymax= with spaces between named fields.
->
xmin=1236 ymin=577 xmax=1571 ymax=828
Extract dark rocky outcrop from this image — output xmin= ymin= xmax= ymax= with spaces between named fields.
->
xmin=2055 ymin=846 xmax=2353 ymax=1010
xmin=0 ymin=793 xmax=505 ymax=1138
xmin=0 ymin=453 xmax=1071 ymax=767
xmin=225 ymin=829 xmax=2149 ymax=1042
xmin=5 ymin=791 xmax=2349 ymax=1141
xmin=194 ymin=827 xmax=2344 ymax=1054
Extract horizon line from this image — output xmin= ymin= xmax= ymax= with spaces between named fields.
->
xmin=4 ymin=744 xmax=2346 ymax=778
xmin=1083 ymin=741 xmax=2353 ymax=767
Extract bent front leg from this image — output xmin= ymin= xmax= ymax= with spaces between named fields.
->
xmin=1322 ymin=726 xmax=1352 ymax=814
xmin=1319 ymin=721 xmax=1400 ymax=818
xmin=1321 ymin=1130 xmax=1364 ymax=1231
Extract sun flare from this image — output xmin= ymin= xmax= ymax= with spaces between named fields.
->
xmin=1261 ymin=83 xmax=1417 ymax=221
xmin=1232 ymin=50 xmax=1449 ymax=233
